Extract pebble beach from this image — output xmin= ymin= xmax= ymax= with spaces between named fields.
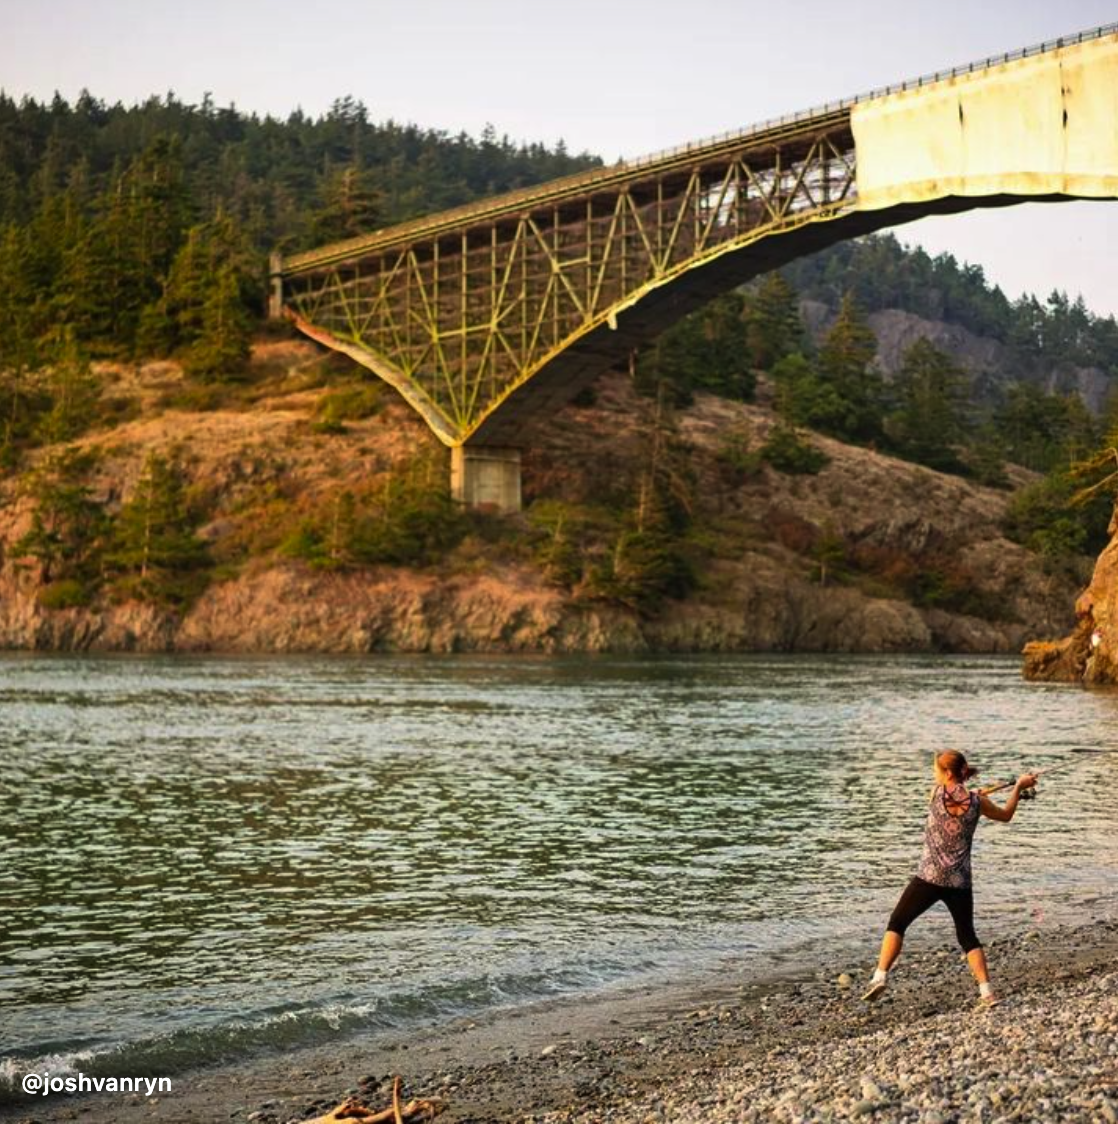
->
xmin=533 ymin=932 xmax=1118 ymax=1124
xmin=6 ymin=914 xmax=1117 ymax=1124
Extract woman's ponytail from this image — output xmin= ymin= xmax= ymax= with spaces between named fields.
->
xmin=937 ymin=750 xmax=979 ymax=782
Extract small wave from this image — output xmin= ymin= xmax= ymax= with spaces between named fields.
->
xmin=0 ymin=961 xmax=616 ymax=1102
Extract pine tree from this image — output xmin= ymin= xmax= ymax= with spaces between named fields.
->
xmin=770 ymin=351 xmax=845 ymax=435
xmin=533 ymin=506 xmax=582 ymax=588
xmin=183 ymin=264 xmax=252 ymax=381
xmin=885 ymin=338 xmax=970 ymax=471
xmin=310 ymin=165 xmax=382 ymax=245
xmin=811 ymin=523 xmax=847 ymax=585
xmin=746 ymin=273 xmax=802 ymax=370
xmin=587 ymin=387 xmax=695 ymax=610
xmin=109 ymin=451 xmax=208 ymax=602
xmin=634 ymin=293 xmax=754 ymax=406
xmin=816 ymin=294 xmax=884 ymax=442
xmin=323 ymin=490 xmax=358 ymax=568
xmin=13 ymin=448 xmax=108 ymax=587
xmin=36 ymin=327 xmax=101 ymax=444
xmin=0 ymin=224 xmax=47 ymax=464
xmin=964 ymin=425 xmax=1011 ymax=489
xmin=993 ymin=384 xmax=1096 ymax=473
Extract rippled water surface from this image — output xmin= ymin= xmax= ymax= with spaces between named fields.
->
xmin=2 ymin=653 xmax=1116 ymax=1084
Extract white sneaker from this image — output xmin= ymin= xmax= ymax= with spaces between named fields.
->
xmin=861 ymin=980 xmax=887 ymax=1002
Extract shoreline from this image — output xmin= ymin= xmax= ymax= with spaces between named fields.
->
xmin=5 ymin=913 xmax=1117 ymax=1124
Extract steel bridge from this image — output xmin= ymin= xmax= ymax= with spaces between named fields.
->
xmin=272 ymin=24 xmax=1118 ymax=512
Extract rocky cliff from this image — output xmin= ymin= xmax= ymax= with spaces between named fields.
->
xmin=1023 ymin=505 xmax=1118 ymax=684
xmin=0 ymin=341 xmax=1083 ymax=655
xmin=801 ymin=301 xmax=1113 ymax=412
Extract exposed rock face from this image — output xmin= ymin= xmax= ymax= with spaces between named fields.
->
xmin=1023 ymin=506 xmax=1118 ymax=684
xmin=0 ymin=345 xmax=1083 ymax=656
xmin=0 ymin=554 xmax=1051 ymax=656
xmin=801 ymin=300 xmax=1112 ymax=412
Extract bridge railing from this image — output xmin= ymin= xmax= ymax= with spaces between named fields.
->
xmin=622 ymin=21 xmax=1118 ymax=172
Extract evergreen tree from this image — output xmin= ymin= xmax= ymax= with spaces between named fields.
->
xmin=885 ymin=338 xmax=970 ymax=471
xmin=586 ymin=388 xmax=695 ymax=610
xmin=759 ymin=422 xmax=830 ymax=475
xmin=142 ymin=212 xmax=261 ymax=364
xmin=183 ymin=264 xmax=252 ymax=381
xmin=962 ymin=424 xmax=1011 ymax=488
xmin=531 ymin=505 xmax=582 ymax=588
xmin=310 ymin=165 xmax=382 ymax=245
xmin=993 ymin=384 xmax=1097 ymax=473
xmin=348 ymin=449 xmax=464 ymax=566
xmin=770 ymin=351 xmax=846 ymax=435
xmin=815 ymin=294 xmax=884 ymax=442
xmin=811 ymin=523 xmax=847 ymax=585
xmin=0 ymin=224 xmax=48 ymax=464
xmin=13 ymin=448 xmax=108 ymax=587
xmin=745 ymin=273 xmax=802 ymax=370
xmin=635 ymin=293 xmax=754 ymax=406
xmin=108 ymin=451 xmax=208 ymax=602
xmin=35 ymin=327 xmax=100 ymax=444
xmin=284 ymin=447 xmax=466 ymax=570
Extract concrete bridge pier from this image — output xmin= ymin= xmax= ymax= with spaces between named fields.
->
xmin=450 ymin=446 xmax=522 ymax=514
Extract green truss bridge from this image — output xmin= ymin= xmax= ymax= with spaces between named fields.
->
xmin=272 ymin=24 xmax=1118 ymax=512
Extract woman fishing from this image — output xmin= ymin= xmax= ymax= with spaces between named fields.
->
xmin=862 ymin=749 xmax=1037 ymax=1008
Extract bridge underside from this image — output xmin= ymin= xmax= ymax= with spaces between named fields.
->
xmin=289 ymin=190 xmax=1079 ymax=453
xmin=465 ymin=193 xmax=1072 ymax=446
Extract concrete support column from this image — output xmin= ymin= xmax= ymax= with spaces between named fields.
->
xmin=450 ymin=446 xmax=521 ymax=514
xmin=268 ymin=252 xmax=284 ymax=320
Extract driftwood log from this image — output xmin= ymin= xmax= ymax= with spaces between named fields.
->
xmin=302 ymin=1075 xmax=445 ymax=1124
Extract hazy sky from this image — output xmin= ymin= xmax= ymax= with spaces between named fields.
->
xmin=2 ymin=0 xmax=1116 ymax=316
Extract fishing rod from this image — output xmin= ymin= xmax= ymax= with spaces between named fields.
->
xmin=979 ymin=747 xmax=1115 ymax=799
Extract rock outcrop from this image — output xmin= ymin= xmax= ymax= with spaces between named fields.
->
xmin=1023 ymin=506 xmax=1118 ymax=684
xmin=801 ymin=300 xmax=1113 ymax=412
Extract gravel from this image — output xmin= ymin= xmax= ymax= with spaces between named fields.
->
xmin=529 ymin=928 xmax=1118 ymax=1124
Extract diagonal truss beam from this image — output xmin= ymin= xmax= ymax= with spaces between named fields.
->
xmin=279 ymin=117 xmax=858 ymax=445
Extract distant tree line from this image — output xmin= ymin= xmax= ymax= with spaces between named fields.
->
xmin=782 ymin=233 xmax=1118 ymax=374
xmin=636 ymin=270 xmax=1102 ymax=475
xmin=0 ymin=91 xmax=598 ymax=400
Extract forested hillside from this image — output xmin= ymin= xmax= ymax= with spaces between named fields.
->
xmin=783 ymin=233 xmax=1118 ymax=375
xmin=0 ymin=91 xmax=598 ymax=371
xmin=1 ymin=90 xmax=1117 ymax=653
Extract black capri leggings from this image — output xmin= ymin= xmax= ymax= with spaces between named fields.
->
xmin=887 ymin=876 xmax=982 ymax=953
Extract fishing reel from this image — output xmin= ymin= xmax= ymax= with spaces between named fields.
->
xmin=1020 ymin=786 xmax=1038 ymax=801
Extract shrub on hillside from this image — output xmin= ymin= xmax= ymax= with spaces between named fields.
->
xmin=280 ymin=451 xmax=465 ymax=570
xmin=1003 ymin=471 xmax=1110 ymax=572
xmin=759 ymin=424 xmax=829 ymax=475
xmin=313 ymin=384 xmax=384 ymax=433
xmin=37 ymin=579 xmax=93 ymax=610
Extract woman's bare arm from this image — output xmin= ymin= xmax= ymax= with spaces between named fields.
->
xmin=979 ymin=774 xmax=1037 ymax=822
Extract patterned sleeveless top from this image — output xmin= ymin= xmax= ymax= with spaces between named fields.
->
xmin=917 ymin=783 xmax=980 ymax=888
